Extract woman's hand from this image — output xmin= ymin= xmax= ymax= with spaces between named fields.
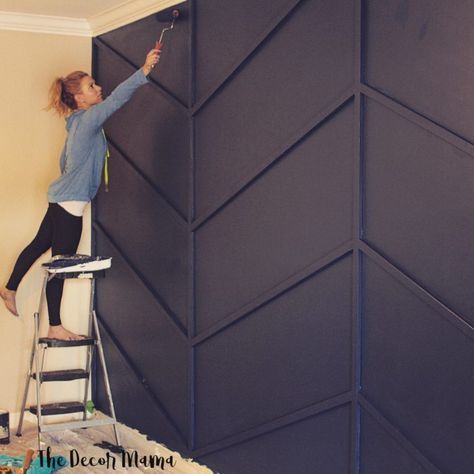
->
xmin=142 ymin=46 xmax=161 ymax=76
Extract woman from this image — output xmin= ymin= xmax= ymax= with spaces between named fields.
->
xmin=0 ymin=47 xmax=161 ymax=341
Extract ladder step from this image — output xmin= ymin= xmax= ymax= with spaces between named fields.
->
xmin=29 ymin=401 xmax=85 ymax=416
xmin=38 ymin=336 xmax=95 ymax=348
xmin=40 ymin=416 xmax=117 ymax=433
xmin=32 ymin=369 xmax=89 ymax=382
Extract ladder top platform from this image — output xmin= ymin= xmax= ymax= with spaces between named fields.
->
xmin=42 ymin=254 xmax=111 ymax=279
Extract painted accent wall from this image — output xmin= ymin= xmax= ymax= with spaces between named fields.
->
xmin=94 ymin=1 xmax=474 ymax=473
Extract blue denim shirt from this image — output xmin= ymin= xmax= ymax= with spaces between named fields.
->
xmin=47 ymin=68 xmax=148 ymax=203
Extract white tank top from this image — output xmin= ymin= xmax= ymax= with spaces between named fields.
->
xmin=58 ymin=201 xmax=89 ymax=217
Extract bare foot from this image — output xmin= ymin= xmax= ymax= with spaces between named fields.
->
xmin=0 ymin=288 xmax=19 ymax=316
xmin=48 ymin=325 xmax=86 ymax=341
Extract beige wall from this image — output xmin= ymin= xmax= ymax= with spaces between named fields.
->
xmin=0 ymin=30 xmax=92 ymax=421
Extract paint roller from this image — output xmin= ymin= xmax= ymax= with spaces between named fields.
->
xmin=155 ymin=8 xmax=180 ymax=51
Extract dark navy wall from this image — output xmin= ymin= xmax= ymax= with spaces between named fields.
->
xmin=93 ymin=1 xmax=474 ymax=473
xmin=92 ymin=3 xmax=191 ymax=454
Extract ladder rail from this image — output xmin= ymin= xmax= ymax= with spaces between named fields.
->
xmin=15 ymin=310 xmax=41 ymax=436
xmin=34 ymin=317 xmax=42 ymax=450
xmin=82 ymin=279 xmax=95 ymax=421
xmin=82 ymin=343 xmax=94 ymax=421
xmin=34 ymin=274 xmax=49 ymax=448
xmin=92 ymin=309 xmax=121 ymax=447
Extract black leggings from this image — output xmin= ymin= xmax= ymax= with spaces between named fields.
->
xmin=6 ymin=203 xmax=83 ymax=326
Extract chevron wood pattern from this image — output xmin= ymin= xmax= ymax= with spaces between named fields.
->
xmin=93 ymin=1 xmax=474 ymax=472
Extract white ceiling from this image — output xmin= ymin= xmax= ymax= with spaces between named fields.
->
xmin=0 ymin=0 xmax=131 ymax=19
xmin=0 ymin=0 xmax=184 ymax=36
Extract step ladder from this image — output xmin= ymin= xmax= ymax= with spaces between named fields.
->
xmin=16 ymin=255 xmax=121 ymax=450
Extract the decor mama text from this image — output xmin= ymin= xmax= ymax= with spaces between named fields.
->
xmin=39 ymin=446 xmax=177 ymax=470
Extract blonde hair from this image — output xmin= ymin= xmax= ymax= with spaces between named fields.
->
xmin=46 ymin=71 xmax=88 ymax=116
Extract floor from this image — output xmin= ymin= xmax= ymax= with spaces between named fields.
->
xmin=0 ymin=415 xmax=213 ymax=474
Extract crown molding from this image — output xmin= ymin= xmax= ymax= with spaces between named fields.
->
xmin=0 ymin=11 xmax=91 ymax=36
xmin=0 ymin=0 xmax=186 ymax=37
